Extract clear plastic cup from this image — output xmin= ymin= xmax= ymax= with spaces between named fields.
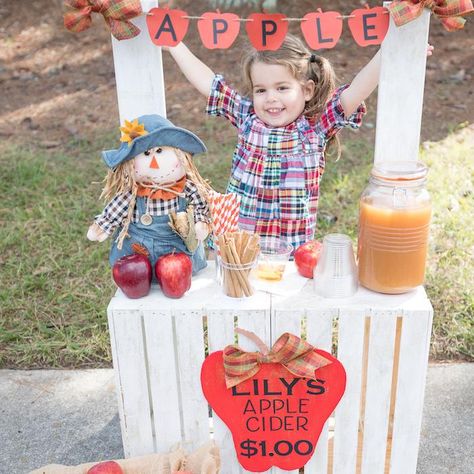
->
xmin=313 ymin=234 xmax=358 ymax=298
xmin=257 ymin=237 xmax=293 ymax=282
xmin=220 ymin=259 xmax=257 ymax=298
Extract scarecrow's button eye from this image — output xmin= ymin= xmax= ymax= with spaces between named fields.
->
xmin=144 ymin=150 xmax=151 ymax=156
xmin=156 ymin=147 xmax=163 ymax=154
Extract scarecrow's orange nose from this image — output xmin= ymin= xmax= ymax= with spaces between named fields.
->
xmin=149 ymin=156 xmax=159 ymax=169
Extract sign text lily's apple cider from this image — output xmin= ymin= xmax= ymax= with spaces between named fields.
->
xmin=358 ymin=162 xmax=432 ymax=294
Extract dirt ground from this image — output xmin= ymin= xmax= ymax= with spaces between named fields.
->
xmin=0 ymin=0 xmax=472 ymax=150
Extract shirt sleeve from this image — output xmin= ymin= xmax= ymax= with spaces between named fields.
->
xmin=94 ymin=191 xmax=133 ymax=235
xmin=185 ymin=181 xmax=211 ymax=224
xmin=206 ymin=74 xmax=253 ymax=129
xmin=315 ymin=84 xmax=367 ymax=141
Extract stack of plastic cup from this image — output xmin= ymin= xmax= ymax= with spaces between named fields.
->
xmin=313 ymin=233 xmax=358 ymax=298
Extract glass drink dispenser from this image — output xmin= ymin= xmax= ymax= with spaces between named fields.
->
xmin=358 ymin=161 xmax=431 ymax=294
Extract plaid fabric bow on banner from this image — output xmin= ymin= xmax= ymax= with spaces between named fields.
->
xmin=63 ymin=0 xmax=143 ymax=40
xmin=388 ymin=0 xmax=473 ymax=31
xmin=223 ymin=330 xmax=332 ymax=389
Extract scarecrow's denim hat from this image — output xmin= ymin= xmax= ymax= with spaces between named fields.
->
xmin=102 ymin=114 xmax=207 ymax=168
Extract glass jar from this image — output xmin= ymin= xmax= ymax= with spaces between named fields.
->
xmin=357 ymin=161 xmax=431 ymax=294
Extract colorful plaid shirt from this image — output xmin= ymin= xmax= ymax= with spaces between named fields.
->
xmin=206 ymin=74 xmax=366 ymax=248
xmin=94 ymin=180 xmax=210 ymax=235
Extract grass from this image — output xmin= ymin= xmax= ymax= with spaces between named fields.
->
xmin=0 ymin=125 xmax=472 ymax=367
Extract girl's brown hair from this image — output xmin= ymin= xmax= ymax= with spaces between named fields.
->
xmin=241 ymin=34 xmax=340 ymax=158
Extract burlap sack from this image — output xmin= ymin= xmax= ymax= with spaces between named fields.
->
xmin=30 ymin=441 xmax=220 ymax=474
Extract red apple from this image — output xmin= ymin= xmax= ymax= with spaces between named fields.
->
xmin=301 ymin=10 xmax=343 ymax=50
xmin=146 ymin=7 xmax=190 ymax=47
xmin=348 ymin=6 xmax=389 ymax=47
xmin=87 ymin=460 xmax=123 ymax=474
xmin=294 ymin=240 xmax=322 ymax=278
xmin=198 ymin=11 xmax=241 ymax=49
xmin=155 ymin=252 xmax=192 ymax=298
xmin=245 ymin=13 xmax=288 ymax=51
xmin=112 ymin=254 xmax=152 ymax=299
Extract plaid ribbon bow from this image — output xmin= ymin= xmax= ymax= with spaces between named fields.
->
xmin=63 ymin=0 xmax=143 ymax=40
xmin=223 ymin=330 xmax=332 ymax=389
xmin=388 ymin=0 xmax=473 ymax=31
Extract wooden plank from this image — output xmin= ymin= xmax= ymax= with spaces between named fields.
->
xmin=174 ymin=310 xmax=210 ymax=451
xmin=272 ymin=310 xmax=302 ymax=474
xmin=390 ymin=309 xmax=433 ymax=474
xmin=237 ymin=310 xmax=271 ymax=474
xmin=208 ymin=310 xmax=242 ymax=474
xmin=375 ymin=8 xmax=431 ymax=163
xmin=108 ymin=309 xmax=154 ymax=457
xmin=142 ymin=310 xmax=181 ymax=452
xmin=107 ymin=305 xmax=128 ymax=454
xmin=333 ymin=309 xmax=366 ymax=474
xmin=361 ymin=310 xmax=398 ymax=474
xmin=304 ymin=309 xmax=335 ymax=474
xmin=111 ymin=0 xmax=166 ymax=123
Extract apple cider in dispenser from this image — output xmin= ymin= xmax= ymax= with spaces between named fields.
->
xmin=358 ymin=162 xmax=431 ymax=294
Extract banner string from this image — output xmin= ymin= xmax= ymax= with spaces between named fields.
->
xmin=145 ymin=13 xmax=389 ymax=21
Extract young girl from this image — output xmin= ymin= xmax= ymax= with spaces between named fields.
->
xmin=166 ymin=35 xmax=415 ymax=248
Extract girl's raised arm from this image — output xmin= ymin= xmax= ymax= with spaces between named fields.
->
xmin=167 ymin=43 xmax=215 ymax=97
xmin=340 ymin=50 xmax=381 ymax=117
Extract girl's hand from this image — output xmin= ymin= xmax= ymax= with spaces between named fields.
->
xmin=427 ymin=44 xmax=434 ymax=56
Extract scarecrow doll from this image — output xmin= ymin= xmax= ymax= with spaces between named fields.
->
xmin=87 ymin=114 xmax=212 ymax=274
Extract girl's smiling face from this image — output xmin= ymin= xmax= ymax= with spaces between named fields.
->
xmin=133 ymin=146 xmax=185 ymax=184
xmin=250 ymin=62 xmax=315 ymax=128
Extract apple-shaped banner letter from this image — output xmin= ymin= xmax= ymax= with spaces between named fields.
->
xmin=301 ymin=11 xmax=343 ymax=50
xmin=146 ymin=7 xmax=189 ymax=47
xmin=348 ymin=6 xmax=389 ymax=47
xmin=201 ymin=350 xmax=346 ymax=471
xmin=198 ymin=11 xmax=241 ymax=49
xmin=245 ymin=13 xmax=288 ymax=51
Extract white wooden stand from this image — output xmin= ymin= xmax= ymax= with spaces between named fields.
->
xmin=108 ymin=263 xmax=433 ymax=473
xmin=106 ymin=2 xmax=434 ymax=473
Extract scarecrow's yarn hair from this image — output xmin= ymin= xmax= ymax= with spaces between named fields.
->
xmin=100 ymin=149 xmax=215 ymax=250
xmin=100 ymin=160 xmax=139 ymax=250
xmin=175 ymin=149 xmax=215 ymax=202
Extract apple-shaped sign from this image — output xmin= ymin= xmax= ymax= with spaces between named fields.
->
xmin=245 ymin=13 xmax=288 ymax=51
xmin=112 ymin=254 xmax=152 ymax=299
xmin=201 ymin=350 xmax=346 ymax=471
xmin=301 ymin=10 xmax=343 ymax=50
xmin=146 ymin=7 xmax=190 ymax=47
xmin=155 ymin=251 xmax=192 ymax=298
xmin=198 ymin=11 xmax=241 ymax=49
xmin=348 ymin=6 xmax=389 ymax=47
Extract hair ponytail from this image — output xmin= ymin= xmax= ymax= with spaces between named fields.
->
xmin=304 ymin=55 xmax=336 ymax=117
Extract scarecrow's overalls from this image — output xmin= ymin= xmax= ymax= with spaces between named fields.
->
xmin=109 ymin=195 xmax=207 ymax=279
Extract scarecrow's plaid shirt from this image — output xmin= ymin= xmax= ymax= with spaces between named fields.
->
xmin=206 ymin=74 xmax=366 ymax=248
xmin=94 ymin=180 xmax=210 ymax=235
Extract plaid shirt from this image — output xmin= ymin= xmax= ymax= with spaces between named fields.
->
xmin=206 ymin=74 xmax=366 ymax=248
xmin=95 ymin=180 xmax=210 ymax=235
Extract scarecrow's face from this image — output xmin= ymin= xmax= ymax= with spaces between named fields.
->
xmin=133 ymin=146 xmax=186 ymax=184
